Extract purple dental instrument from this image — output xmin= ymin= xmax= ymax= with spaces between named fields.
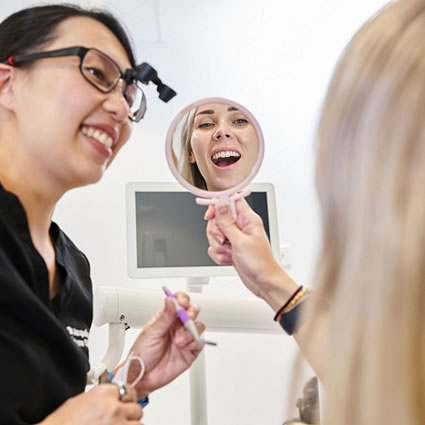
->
xmin=162 ymin=286 xmax=217 ymax=346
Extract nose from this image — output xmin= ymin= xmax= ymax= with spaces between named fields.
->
xmin=102 ymin=79 xmax=130 ymax=123
xmin=212 ymin=123 xmax=233 ymax=141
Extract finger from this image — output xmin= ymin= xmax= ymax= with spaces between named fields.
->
xmin=92 ymin=382 xmax=119 ymax=396
xmin=174 ymin=326 xmax=195 ymax=345
xmin=177 ymin=333 xmax=205 ymax=356
xmin=208 ymin=252 xmax=232 ymax=265
xmin=174 ymin=291 xmax=190 ymax=308
xmin=206 ymin=232 xmax=226 ymax=252
xmin=207 ymin=224 xmax=230 ymax=253
xmin=144 ymin=297 xmax=176 ymax=335
xmin=122 ymin=402 xmax=143 ymax=420
xmin=209 ymin=243 xmax=232 ymax=256
xmin=169 ymin=293 xmax=200 ymax=322
xmin=234 ymin=198 xmax=264 ymax=231
xmin=187 ymin=336 xmax=206 ymax=354
xmin=206 ymin=219 xmax=226 ymax=245
xmin=159 ymin=293 xmax=198 ymax=332
xmin=115 ymin=384 xmax=137 ymax=403
xmin=195 ymin=320 xmax=206 ymax=336
xmin=214 ymin=202 xmax=244 ymax=241
xmin=186 ymin=303 xmax=200 ymax=320
xmin=163 ymin=297 xmax=177 ymax=321
xmin=207 ymin=246 xmax=233 ymax=265
xmin=204 ymin=204 xmax=216 ymax=220
xmin=123 ymin=385 xmax=138 ymax=403
xmin=209 ymin=230 xmax=226 ymax=245
xmin=175 ymin=320 xmax=206 ymax=346
xmin=235 ymin=197 xmax=257 ymax=217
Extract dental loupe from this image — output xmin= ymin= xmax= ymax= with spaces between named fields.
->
xmin=135 ymin=62 xmax=177 ymax=102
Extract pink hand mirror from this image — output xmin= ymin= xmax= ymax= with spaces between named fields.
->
xmin=165 ymin=97 xmax=264 ymax=218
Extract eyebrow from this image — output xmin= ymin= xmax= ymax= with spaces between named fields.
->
xmin=195 ymin=106 xmax=239 ymax=116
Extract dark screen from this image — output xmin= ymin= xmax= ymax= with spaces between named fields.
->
xmin=135 ymin=192 xmax=270 ymax=268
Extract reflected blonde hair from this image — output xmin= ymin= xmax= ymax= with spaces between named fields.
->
xmin=177 ymin=108 xmax=208 ymax=190
xmin=302 ymin=0 xmax=425 ymax=424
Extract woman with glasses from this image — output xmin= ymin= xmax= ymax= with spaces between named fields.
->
xmin=206 ymin=0 xmax=425 ymax=424
xmin=0 ymin=4 xmax=204 ymax=425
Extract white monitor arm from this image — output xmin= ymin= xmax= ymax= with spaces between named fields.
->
xmin=88 ymin=285 xmax=282 ymax=381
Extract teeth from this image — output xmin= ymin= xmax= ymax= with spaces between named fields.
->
xmin=81 ymin=126 xmax=113 ymax=148
xmin=211 ymin=151 xmax=241 ymax=161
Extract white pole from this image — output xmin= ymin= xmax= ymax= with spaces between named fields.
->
xmin=87 ymin=322 xmax=126 ymax=383
xmin=189 ymin=349 xmax=208 ymax=425
xmin=186 ymin=278 xmax=210 ymax=425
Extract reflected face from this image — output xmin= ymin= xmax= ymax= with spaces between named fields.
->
xmin=189 ymin=103 xmax=258 ymax=191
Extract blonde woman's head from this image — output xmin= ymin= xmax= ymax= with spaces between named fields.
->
xmin=305 ymin=1 xmax=425 ymax=424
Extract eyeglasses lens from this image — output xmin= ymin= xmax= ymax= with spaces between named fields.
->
xmin=81 ymin=49 xmax=146 ymax=122
xmin=82 ymin=49 xmax=120 ymax=92
xmin=126 ymin=84 xmax=146 ymax=122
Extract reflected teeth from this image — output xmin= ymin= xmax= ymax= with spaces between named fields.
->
xmin=211 ymin=151 xmax=241 ymax=161
xmin=81 ymin=126 xmax=113 ymax=148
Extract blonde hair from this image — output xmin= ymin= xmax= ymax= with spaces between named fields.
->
xmin=302 ymin=0 xmax=425 ymax=424
xmin=177 ymin=108 xmax=208 ymax=190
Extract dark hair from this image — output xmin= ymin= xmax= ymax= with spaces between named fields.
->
xmin=0 ymin=3 xmax=136 ymax=67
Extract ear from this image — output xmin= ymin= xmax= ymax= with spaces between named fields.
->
xmin=0 ymin=64 xmax=15 ymax=110
xmin=189 ymin=150 xmax=196 ymax=164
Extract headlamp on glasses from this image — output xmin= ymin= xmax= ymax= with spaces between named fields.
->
xmin=4 ymin=46 xmax=177 ymax=123
xmin=134 ymin=63 xmax=177 ymax=103
xmin=122 ymin=62 xmax=176 ymax=107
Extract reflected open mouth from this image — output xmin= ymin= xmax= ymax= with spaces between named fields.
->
xmin=211 ymin=151 xmax=241 ymax=167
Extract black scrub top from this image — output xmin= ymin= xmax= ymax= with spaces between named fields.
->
xmin=0 ymin=183 xmax=93 ymax=424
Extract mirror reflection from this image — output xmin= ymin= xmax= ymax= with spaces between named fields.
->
xmin=171 ymin=101 xmax=259 ymax=191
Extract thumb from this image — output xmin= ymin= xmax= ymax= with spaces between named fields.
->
xmin=215 ymin=202 xmax=243 ymax=242
xmin=147 ymin=298 xmax=176 ymax=335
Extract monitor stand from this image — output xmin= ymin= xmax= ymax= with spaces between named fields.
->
xmin=187 ymin=276 xmax=210 ymax=425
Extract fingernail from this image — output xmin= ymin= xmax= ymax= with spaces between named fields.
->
xmin=204 ymin=207 xmax=212 ymax=220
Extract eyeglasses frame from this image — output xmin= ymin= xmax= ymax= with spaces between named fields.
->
xmin=5 ymin=46 xmax=146 ymax=122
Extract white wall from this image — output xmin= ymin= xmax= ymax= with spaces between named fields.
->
xmin=2 ymin=1 xmax=389 ymax=423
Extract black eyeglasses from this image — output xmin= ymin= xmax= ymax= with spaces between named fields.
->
xmin=5 ymin=46 xmax=146 ymax=122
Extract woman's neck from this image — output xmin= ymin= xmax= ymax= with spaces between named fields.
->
xmin=1 ymin=170 xmax=57 ymax=246
xmin=0 ymin=167 xmax=63 ymax=298
xmin=0 ymin=144 xmax=65 ymax=252
xmin=0 ymin=124 xmax=68 ymax=298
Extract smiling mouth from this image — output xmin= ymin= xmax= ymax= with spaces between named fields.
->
xmin=211 ymin=151 xmax=241 ymax=167
xmin=81 ymin=125 xmax=114 ymax=149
